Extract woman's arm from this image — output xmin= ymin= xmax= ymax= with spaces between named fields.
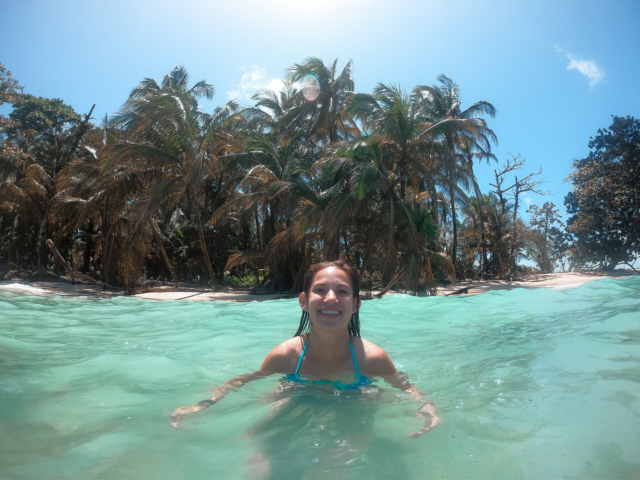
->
xmin=359 ymin=342 xmax=440 ymax=438
xmin=384 ymin=372 xmax=440 ymax=437
xmin=169 ymin=341 xmax=297 ymax=429
xmin=170 ymin=370 xmax=269 ymax=429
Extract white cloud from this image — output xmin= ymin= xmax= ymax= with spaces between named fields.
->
xmin=227 ymin=65 xmax=286 ymax=103
xmin=524 ymin=196 xmax=532 ymax=206
xmin=556 ymin=47 xmax=605 ymax=89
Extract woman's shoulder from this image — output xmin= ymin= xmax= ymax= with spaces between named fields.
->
xmin=350 ymin=336 xmax=397 ymax=377
xmin=259 ymin=335 xmax=307 ymax=374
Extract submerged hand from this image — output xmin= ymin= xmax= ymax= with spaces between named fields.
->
xmin=409 ymin=401 xmax=440 ymax=438
xmin=170 ymin=403 xmax=210 ymax=429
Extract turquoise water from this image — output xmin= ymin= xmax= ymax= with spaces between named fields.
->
xmin=1 ymin=278 xmax=639 ymax=479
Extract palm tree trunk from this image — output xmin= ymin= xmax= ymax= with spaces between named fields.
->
xmin=150 ymin=219 xmax=177 ymax=283
xmin=481 ymin=231 xmax=487 ymax=275
xmin=430 ymin=187 xmax=438 ymax=224
xmin=469 ymin=163 xmax=488 ymax=275
xmin=37 ymin=213 xmax=50 ymax=278
xmin=81 ymin=220 xmax=94 ymax=274
xmin=191 ymin=195 xmax=216 ymax=287
xmin=254 ymin=208 xmax=261 ymax=247
xmin=449 ymin=183 xmax=458 ymax=276
xmin=7 ymin=213 xmax=16 ymax=264
xmin=101 ymin=199 xmax=117 ymax=286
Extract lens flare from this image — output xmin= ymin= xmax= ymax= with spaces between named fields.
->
xmin=302 ymin=73 xmax=320 ymax=102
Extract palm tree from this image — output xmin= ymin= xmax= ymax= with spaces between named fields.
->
xmin=344 ymin=82 xmax=467 ymax=284
xmin=483 ymin=194 xmax=525 ymax=278
xmin=414 ymin=75 xmax=497 ymax=273
xmin=211 ymin=123 xmax=319 ymax=289
xmin=287 ymin=58 xmax=358 ymax=143
xmin=108 ymin=66 xmax=237 ymax=287
xmin=322 ymin=137 xmax=452 ymax=294
xmin=460 ymin=193 xmax=492 ymax=275
xmin=0 ymin=130 xmax=56 ymax=275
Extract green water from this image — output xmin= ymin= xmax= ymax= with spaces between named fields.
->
xmin=1 ymin=278 xmax=639 ymax=480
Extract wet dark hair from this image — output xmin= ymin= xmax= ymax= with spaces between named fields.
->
xmin=294 ymin=261 xmax=361 ymax=337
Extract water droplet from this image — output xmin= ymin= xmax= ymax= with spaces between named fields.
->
xmin=312 ymin=458 xmax=319 ymax=463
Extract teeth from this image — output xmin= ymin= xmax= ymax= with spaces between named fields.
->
xmin=322 ymin=310 xmax=339 ymax=314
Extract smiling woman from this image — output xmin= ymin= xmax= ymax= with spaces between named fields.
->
xmin=170 ymin=261 xmax=439 ymax=445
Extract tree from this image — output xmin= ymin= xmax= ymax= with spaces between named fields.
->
xmin=414 ymin=75 xmax=497 ymax=274
xmin=565 ymin=116 xmax=640 ymax=270
xmin=483 ymin=194 xmax=525 ymax=278
xmin=287 ymin=58 xmax=357 ymax=143
xmin=0 ymin=63 xmax=23 ymax=108
xmin=108 ymin=66 xmax=232 ymax=288
xmin=525 ymin=202 xmax=568 ymax=273
xmin=0 ymin=85 xmax=93 ymax=275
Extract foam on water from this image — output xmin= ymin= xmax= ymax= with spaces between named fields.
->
xmin=1 ymin=277 xmax=639 ymax=479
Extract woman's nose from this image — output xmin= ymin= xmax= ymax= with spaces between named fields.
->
xmin=326 ymin=289 xmax=337 ymax=301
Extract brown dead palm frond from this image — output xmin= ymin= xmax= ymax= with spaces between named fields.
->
xmin=265 ymin=229 xmax=297 ymax=264
xmin=0 ymin=182 xmax=42 ymax=221
xmin=25 ymin=164 xmax=54 ymax=188
xmin=225 ymin=250 xmax=264 ymax=271
xmin=428 ymin=249 xmax=456 ymax=282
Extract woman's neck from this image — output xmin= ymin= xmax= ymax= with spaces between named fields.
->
xmin=306 ymin=325 xmax=351 ymax=366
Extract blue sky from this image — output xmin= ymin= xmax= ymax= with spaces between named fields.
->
xmin=1 ymin=0 xmax=639 ymax=222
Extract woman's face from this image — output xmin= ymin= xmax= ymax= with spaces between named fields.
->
xmin=299 ymin=266 xmax=360 ymax=333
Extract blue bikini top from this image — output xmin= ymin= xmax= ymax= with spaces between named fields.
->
xmin=285 ymin=338 xmax=373 ymax=390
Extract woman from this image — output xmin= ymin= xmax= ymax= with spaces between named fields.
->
xmin=170 ymin=261 xmax=439 ymax=438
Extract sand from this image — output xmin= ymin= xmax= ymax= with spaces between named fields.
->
xmin=0 ymin=270 xmax=636 ymax=301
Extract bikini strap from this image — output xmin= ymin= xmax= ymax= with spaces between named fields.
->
xmin=294 ymin=338 xmax=309 ymax=375
xmin=296 ymin=339 xmax=360 ymax=377
xmin=349 ymin=342 xmax=360 ymax=377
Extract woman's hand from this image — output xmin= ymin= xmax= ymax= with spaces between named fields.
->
xmin=409 ymin=400 xmax=440 ymax=438
xmin=170 ymin=371 xmax=269 ymax=429
xmin=170 ymin=402 xmax=211 ymax=429
xmin=383 ymin=373 xmax=440 ymax=438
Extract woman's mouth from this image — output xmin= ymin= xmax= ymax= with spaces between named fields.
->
xmin=319 ymin=309 xmax=341 ymax=317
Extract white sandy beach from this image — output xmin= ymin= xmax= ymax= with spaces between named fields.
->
xmin=0 ymin=271 xmax=636 ymax=301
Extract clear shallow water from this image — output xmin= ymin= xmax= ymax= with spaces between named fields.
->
xmin=1 ymin=278 xmax=639 ymax=480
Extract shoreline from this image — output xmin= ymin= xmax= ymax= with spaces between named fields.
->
xmin=0 ymin=270 xmax=636 ymax=302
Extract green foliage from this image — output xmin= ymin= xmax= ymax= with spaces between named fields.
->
xmin=565 ymin=116 xmax=640 ymax=270
xmin=224 ymin=271 xmax=264 ymax=286
xmin=526 ymin=202 xmax=570 ymax=273
xmin=0 ymin=63 xmax=23 ymax=107
xmin=8 ymin=94 xmax=81 ymax=136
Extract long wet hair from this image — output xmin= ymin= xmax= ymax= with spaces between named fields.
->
xmin=294 ymin=261 xmax=361 ymax=337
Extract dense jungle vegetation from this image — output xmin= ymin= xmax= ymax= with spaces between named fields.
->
xmin=1 ymin=60 xmax=638 ymax=294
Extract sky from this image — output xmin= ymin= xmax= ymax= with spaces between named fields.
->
xmin=1 ymin=0 xmax=639 ymax=223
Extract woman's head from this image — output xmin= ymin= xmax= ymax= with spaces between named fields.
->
xmin=295 ymin=261 xmax=361 ymax=337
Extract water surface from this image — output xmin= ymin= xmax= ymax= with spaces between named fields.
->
xmin=1 ymin=277 xmax=639 ymax=479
